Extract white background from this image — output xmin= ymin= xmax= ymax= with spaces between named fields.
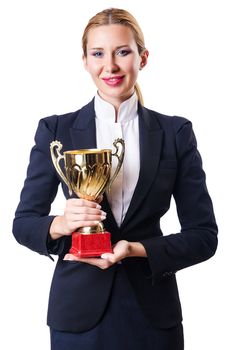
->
xmin=0 ymin=0 xmax=231 ymax=349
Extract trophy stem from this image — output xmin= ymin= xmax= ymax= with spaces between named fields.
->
xmin=78 ymin=222 xmax=105 ymax=234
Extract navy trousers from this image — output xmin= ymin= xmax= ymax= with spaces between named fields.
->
xmin=50 ymin=265 xmax=184 ymax=350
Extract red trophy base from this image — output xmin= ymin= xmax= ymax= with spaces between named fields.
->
xmin=69 ymin=232 xmax=113 ymax=258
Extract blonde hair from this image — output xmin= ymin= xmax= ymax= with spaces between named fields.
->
xmin=82 ymin=8 xmax=146 ymax=105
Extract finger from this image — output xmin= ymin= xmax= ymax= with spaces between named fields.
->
xmin=76 ymin=212 xmax=107 ymax=220
xmin=95 ymin=195 xmax=103 ymax=204
xmin=65 ymin=210 xmax=107 ymax=226
xmin=101 ymin=253 xmax=118 ymax=264
xmin=67 ymin=212 xmax=106 ymax=221
xmin=68 ymin=198 xmax=102 ymax=209
xmin=63 ymin=254 xmax=113 ymax=269
xmin=63 ymin=254 xmax=104 ymax=264
xmin=63 ymin=254 xmax=81 ymax=261
xmin=67 ymin=207 xmax=106 ymax=218
xmin=71 ymin=217 xmax=106 ymax=227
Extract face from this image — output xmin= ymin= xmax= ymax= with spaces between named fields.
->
xmin=83 ymin=24 xmax=148 ymax=108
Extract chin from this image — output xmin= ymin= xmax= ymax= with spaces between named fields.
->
xmin=103 ymin=88 xmax=132 ymax=100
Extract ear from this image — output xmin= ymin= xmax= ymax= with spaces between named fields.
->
xmin=82 ymin=54 xmax=88 ymax=71
xmin=139 ymin=49 xmax=149 ymax=70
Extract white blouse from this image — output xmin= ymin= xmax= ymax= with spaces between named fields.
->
xmin=94 ymin=92 xmax=140 ymax=227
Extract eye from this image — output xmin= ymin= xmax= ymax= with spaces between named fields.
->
xmin=116 ymin=49 xmax=131 ymax=57
xmin=92 ymin=51 xmax=103 ymax=58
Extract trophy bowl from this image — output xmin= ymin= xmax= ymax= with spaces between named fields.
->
xmin=65 ymin=149 xmax=112 ymax=201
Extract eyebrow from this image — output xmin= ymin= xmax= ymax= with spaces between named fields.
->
xmin=89 ymin=45 xmax=131 ymax=51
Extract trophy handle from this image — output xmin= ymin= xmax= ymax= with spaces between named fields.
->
xmin=107 ymin=138 xmax=125 ymax=194
xmin=50 ymin=141 xmax=73 ymax=196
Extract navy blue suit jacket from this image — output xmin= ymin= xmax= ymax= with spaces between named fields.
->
xmin=13 ymin=99 xmax=218 ymax=332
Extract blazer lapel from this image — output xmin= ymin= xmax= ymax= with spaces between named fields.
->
xmin=70 ymin=99 xmax=97 ymax=150
xmin=121 ymin=105 xmax=163 ymax=229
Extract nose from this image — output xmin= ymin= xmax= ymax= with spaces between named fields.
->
xmin=104 ymin=54 xmax=119 ymax=74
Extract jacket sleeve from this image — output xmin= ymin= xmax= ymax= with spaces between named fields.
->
xmin=12 ymin=116 xmax=66 ymax=258
xmin=140 ymin=118 xmax=218 ymax=280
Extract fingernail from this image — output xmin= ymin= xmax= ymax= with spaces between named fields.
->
xmin=101 ymin=215 xmax=106 ymax=220
xmin=94 ymin=220 xmax=100 ymax=224
xmin=96 ymin=204 xmax=101 ymax=209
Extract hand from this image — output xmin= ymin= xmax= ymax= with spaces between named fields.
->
xmin=49 ymin=198 xmax=106 ymax=239
xmin=64 ymin=240 xmax=130 ymax=269
xmin=64 ymin=240 xmax=147 ymax=269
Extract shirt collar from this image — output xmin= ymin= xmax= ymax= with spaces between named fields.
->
xmin=94 ymin=92 xmax=138 ymax=124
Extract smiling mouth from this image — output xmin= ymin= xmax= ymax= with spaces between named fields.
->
xmin=102 ymin=76 xmax=125 ymax=86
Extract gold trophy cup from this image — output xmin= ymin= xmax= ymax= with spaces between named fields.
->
xmin=50 ymin=139 xmax=125 ymax=257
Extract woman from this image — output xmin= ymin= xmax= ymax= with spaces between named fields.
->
xmin=13 ymin=8 xmax=218 ymax=350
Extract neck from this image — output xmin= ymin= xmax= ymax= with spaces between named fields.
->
xmin=97 ymin=90 xmax=135 ymax=122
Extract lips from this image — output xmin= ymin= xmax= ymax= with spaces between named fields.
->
xmin=102 ymin=75 xmax=124 ymax=87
